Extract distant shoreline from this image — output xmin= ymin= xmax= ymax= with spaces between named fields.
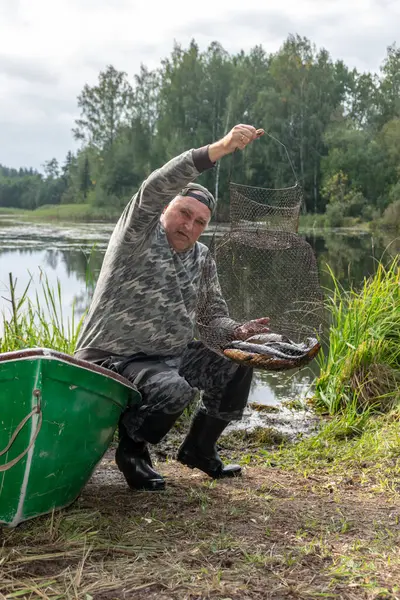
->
xmin=0 ymin=205 xmax=395 ymax=235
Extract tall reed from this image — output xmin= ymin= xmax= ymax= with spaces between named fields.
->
xmin=314 ymin=257 xmax=400 ymax=415
xmin=1 ymin=271 xmax=84 ymax=355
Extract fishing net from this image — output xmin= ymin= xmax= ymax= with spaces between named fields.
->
xmin=229 ymin=182 xmax=303 ymax=232
xmin=196 ymin=161 xmax=324 ymax=371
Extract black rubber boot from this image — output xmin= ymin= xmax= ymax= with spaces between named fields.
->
xmin=135 ymin=410 xmax=184 ymax=445
xmin=116 ymin=411 xmax=184 ymax=491
xmin=115 ymin=426 xmax=165 ymax=491
xmin=177 ymin=411 xmax=241 ymax=479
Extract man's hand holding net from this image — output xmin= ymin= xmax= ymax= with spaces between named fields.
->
xmin=208 ymin=125 xmax=265 ymax=161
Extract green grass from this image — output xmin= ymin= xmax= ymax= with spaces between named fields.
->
xmin=299 ymin=213 xmax=372 ymax=232
xmin=299 ymin=212 xmax=328 ymax=230
xmin=0 ymin=207 xmax=27 ymax=215
xmin=0 ymin=204 xmax=122 ymax=222
xmin=268 ymin=412 xmax=400 ymax=488
xmin=1 ymin=272 xmax=83 ymax=354
xmin=32 ymin=204 xmax=122 ymax=222
xmin=314 ymin=258 xmax=400 ymax=416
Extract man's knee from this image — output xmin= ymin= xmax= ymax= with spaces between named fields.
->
xmin=139 ymin=368 xmax=196 ymax=413
xmin=121 ymin=366 xmax=198 ymax=440
xmin=201 ymin=363 xmax=253 ymax=421
xmin=117 ymin=359 xmax=196 ymax=409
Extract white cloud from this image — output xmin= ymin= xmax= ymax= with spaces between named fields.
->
xmin=0 ymin=0 xmax=398 ymax=169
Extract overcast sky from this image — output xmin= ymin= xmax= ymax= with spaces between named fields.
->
xmin=0 ymin=0 xmax=398 ymax=171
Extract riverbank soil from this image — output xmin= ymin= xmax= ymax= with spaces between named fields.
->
xmin=1 ymin=419 xmax=400 ymax=600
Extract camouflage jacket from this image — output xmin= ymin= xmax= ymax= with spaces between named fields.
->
xmin=74 ymin=147 xmax=238 ymax=361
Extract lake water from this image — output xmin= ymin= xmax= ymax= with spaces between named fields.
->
xmin=1 ymin=216 xmax=398 ymax=418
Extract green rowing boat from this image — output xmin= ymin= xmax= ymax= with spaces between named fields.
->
xmin=0 ymin=349 xmax=140 ymax=527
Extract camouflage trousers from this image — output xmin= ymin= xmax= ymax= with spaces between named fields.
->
xmin=98 ymin=341 xmax=253 ymax=438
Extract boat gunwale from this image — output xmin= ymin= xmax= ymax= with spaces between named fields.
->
xmin=0 ymin=348 xmax=136 ymax=391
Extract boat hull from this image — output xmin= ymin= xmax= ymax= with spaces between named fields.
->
xmin=0 ymin=349 xmax=139 ymax=527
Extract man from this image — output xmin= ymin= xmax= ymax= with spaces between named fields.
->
xmin=74 ymin=124 xmax=270 ymax=491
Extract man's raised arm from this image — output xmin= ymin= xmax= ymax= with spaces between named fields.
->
xmin=118 ymin=146 xmax=214 ymax=235
xmin=117 ymin=124 xmax=261 ymax=236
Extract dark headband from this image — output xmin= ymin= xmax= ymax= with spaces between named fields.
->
xmin=180 ymin=184 xmax=216 ymax=214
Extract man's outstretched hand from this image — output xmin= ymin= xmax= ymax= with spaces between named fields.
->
xmin=209 ymin=124 xmax=265 ymax=162
xmin=233 ymin=318 xmax=270 ymax=341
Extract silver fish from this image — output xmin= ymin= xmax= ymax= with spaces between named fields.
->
xmin=227 ymin=336 xmax=319 ymax=360
xmin=228 ymin=341 xmax=299 ymax=359
xmin=266 ymin=341 xmax=308 ymax=356
xmin=245 ymin=333 xmax=290 ymax=344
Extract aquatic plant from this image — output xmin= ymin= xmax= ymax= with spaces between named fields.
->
xmin=314 ymin=257 xmax=400 ymax=415
xmin=1 ymin=272 xmax=83 ymax=354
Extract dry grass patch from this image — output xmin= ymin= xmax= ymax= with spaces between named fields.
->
xmin=1 ymin=450 xmax=400 ymax=600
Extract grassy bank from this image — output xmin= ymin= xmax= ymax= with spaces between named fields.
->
xmin=0 ymin=207 xmax=27 ymax=215
xmin=0 ymin=204 xmax=376 ymax=230
xmin=0 ymin=204 xmax=122 ymax=222
xmin=298 ymin=213 xmax=373 ymax=232
xmin=314 ymin=259 xmax=400 ymax=417
xmin=1 ymin=262 xmax=400 ymax=598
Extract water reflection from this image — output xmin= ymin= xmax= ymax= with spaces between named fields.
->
xmin=0 ymin=249 xmax=91 ymax=323
xmin=307 ymin=230 xmax=399 ymax=290
xmin=0 ymin=217 xmax=398 ymax=406
xmin=0 ymin=218 xmax=108 ymax=321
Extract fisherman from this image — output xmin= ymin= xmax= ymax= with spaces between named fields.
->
xmin=74 ymin=124 xmax=270 ymax=491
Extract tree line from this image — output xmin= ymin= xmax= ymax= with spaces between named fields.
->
xmin=1 ymin=35 xmax=400 ymax=226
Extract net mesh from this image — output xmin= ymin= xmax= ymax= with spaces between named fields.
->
xmin=195 ymin=180 xmax=324 ymax=371
xmin=230 ymin=182 xmax=303 ymax=232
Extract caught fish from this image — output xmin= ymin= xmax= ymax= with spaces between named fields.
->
xmin=226 ymin=336 xmax=319 ymax=361
xmin=265 ymin=341 xmax=308 ymax=356
xmin=227 ymin=341 xmax=299 ymax=359
xmin=245 ymin=333 xmax=290 ymax=344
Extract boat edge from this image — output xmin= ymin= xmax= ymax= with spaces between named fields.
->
xmin=0 ymin=348 xmax=135 ymax=391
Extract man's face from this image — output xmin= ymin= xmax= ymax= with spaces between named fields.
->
xmin=160 ymin=196 xmax=211 ymax=252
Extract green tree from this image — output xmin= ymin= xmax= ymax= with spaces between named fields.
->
xmin=3 ymin=34 xmax=400 ymax=221
xmin=378 ymin=43 xmax=400 ymax=124
xmin=266 ymin=35 xmax=348 ymax=212
xmin=73 ymin=65 xmax=133 ymax=150
xmin=79 ymin=155 xmax=92 ymax=200
xmin=43 ymin=158 xmax=60 ymax=179
xmin=322 ymin=118 xmax=387 ymax=210
xmin=346 ymin=71 xmax=380 ymax=129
